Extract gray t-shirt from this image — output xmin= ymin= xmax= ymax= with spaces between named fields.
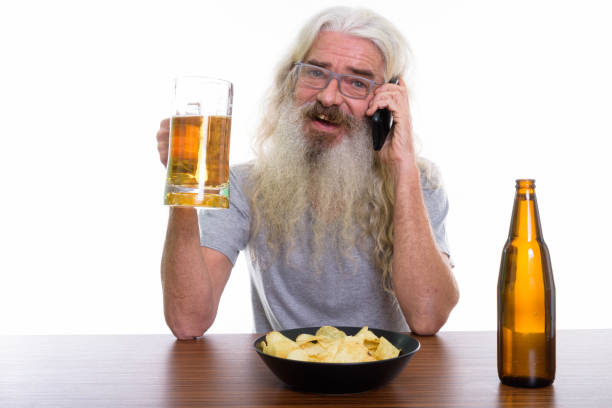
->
xmin=198 ymin=163 xmax=451 ymax=333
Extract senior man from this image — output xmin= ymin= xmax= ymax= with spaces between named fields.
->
xmin=156 ymin=7 xmax=459 ymax=339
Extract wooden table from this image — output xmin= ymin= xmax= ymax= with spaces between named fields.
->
xmin=1 ymin=330 xmax=610 ymax=407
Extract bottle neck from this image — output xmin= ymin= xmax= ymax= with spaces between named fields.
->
xmin=509 ymin=179 xmax=543 ymax=241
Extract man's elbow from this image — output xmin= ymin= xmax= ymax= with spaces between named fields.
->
xmin=172 ymin=326 xmax=207 ymax=340
xmin=410 ymin=318 xmax=445 ymax=336
xmin=409 ymin=294 xmax=459 ymax=336
xmin=166 ymin=314 xmax=214 ymax=340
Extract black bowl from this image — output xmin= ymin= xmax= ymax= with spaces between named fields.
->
xmin=253 ymin=326 xmax=420 ymax=393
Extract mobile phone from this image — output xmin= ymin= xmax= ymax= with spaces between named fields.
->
xmin=371 ymin=77 xmax=399 ymax=151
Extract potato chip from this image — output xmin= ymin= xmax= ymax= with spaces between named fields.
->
xmin=295 ymin=333 xmax=320 ymax=344
xmin=364 ymin=340 xmax=380 ymax=353
xmin=373 ymin=335 xmax=400 ymax=360
xmin=260 ymin=325 xmax=401 ymax=363
xmin=286 ymin=348 xmax=310 ymax=361
xmin=300 ymin=341 xmax=326 ymax=358
xmin=331 ymin=339 xmax=373 ymax=363
xmin=264 ymin=331 xmax=298 ymax=358
xmin=315 ymin=326 xmax=347 ymax=342
xmin=354 ymin=326 xmax=379 ymax=342
xmin=318 ymin=339 xmax=340 ymax=362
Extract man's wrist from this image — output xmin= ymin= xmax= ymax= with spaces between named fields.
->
xmin=170 ymin=206 xmax=198 ymax=217
xmin=390 ymin=159 xmax=420 ymax=189
xmin=168 ymin=207 xmax=200 ymax=237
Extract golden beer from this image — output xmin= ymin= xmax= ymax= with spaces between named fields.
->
xmin=164 ymin=115 xmax=231 ymax=208
xmin=497 ymin=179 xmax=555 ymax=387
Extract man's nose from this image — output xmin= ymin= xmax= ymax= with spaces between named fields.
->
xmin=316 ymin=77 xmax=343 ymax=107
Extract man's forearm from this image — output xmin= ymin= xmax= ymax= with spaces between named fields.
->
xmin=161 ymin=207 xmax=215 ymax=339
xmin=391 ymin=162 xmax=459 ymax=335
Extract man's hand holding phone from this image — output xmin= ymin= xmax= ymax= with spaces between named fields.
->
xmin=366 ymin=76 xmax=416 ymax=173
xmin=371 ymin=77 xmax=399 ymax=151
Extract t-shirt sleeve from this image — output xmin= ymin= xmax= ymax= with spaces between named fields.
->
xmin=421 ymin=180 xmax=453 ymax=265
xmin=198 ymin=165 xmax=251 ymax=265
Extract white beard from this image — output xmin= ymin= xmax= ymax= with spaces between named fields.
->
xmin=250 ymin=100 xmax=377 ymax=269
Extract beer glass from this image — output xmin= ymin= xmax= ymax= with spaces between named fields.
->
xmin=164 ymin=77 xmax=233 ymax=208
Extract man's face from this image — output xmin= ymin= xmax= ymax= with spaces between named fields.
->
xmin=294 ymin=31 xmax=386 ymax=147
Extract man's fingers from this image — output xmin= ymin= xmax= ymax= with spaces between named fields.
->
xmin=157 ymin=118 xmax=171 ymax=167
xmin=367 ymin=93 xmax=398 ymax=116
xmin=157 ymin=127 xmax=169 ymax=142
xmin=157 ymin=138 xmax=169 ymax=149
xmin=158 ymin=140 xmax=169 ymax=166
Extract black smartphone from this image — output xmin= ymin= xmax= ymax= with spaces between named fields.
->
xmin=371 ymin=77 xmax=399 ymax=151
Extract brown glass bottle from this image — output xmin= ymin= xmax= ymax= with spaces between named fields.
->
xmin=497 ymin=179 xmax=555 ymax=387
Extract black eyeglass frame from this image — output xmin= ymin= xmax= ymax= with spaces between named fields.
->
xmin=294 ymin=62 xmax=384 ymax=99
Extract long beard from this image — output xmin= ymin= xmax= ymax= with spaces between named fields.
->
xmin=249 ymin=100 xmax=378 ymax=270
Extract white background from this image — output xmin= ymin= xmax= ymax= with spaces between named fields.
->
xmin=1 ymin=0 xmax=610 ymax=335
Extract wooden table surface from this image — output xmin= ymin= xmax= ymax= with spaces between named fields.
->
xmin=1 ymin=330 xmax=610 ymax=407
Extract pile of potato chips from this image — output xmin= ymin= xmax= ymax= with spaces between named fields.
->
xmin=259 ymin=326 xmax=401 ymax=363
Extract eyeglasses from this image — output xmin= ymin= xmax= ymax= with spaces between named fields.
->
xmin=294 ymin=62 xmax=383 ymax=99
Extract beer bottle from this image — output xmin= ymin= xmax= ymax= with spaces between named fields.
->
xmin=497 ymin=179 xmax=555 ymax=387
